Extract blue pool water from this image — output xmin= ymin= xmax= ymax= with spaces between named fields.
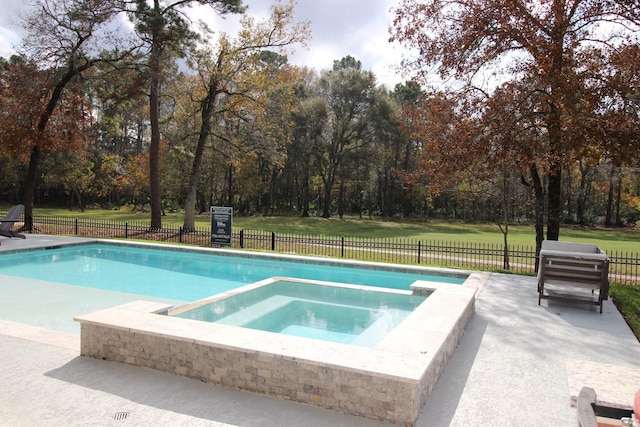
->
xmin=175 ymin=280 xmax=426 ymax=347
xmin=0 ymin=243 xmax=465 ymax=301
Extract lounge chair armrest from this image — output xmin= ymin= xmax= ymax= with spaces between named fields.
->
xmin=577 ymin=387 xmax=598 ymax=427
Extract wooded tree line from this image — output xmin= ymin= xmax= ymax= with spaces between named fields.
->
xmin=0 ymin=0 xmax=639 ymax=248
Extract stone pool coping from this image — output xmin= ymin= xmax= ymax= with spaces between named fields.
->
xmin=75 ymin=274 xmax=482 ymax=426
xmin=169 ymin=275 xmax=434 ymax=317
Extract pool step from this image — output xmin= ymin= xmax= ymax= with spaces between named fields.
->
xmin=216 ymin=295 xmax=294 ymax=326
xmin=352 ymin=311 xmax=395 ymax=347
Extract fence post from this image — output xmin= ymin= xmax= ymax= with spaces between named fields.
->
xmin=125 ymin=222 xmax=128 ymax=239
xmin=75 ymin=218 xmax=78 ymax=235
xmin=240 ymin=229 xmax=244 ymax=248
xmin=271 ymin=231 xmax=275 ymax=251
xmin=418 ymin=241 xmax=421 ymax=264
xmin=341 ymin=236 xmax=345 ymax=257
xmin=179 ymin=226 xmax=183 ymax=243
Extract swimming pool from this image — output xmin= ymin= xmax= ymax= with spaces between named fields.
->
xmin=0 ymin=240 xmax=468 ymax=335
xmin=0 ymin=242 xmax=465 ymax=301
xmin=173 ymin=278 xmax=427 ymax=347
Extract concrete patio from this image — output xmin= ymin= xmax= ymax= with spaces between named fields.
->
xmin=0 ymin=235 xmax=639 ymax=426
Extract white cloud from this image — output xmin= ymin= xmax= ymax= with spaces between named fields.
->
xmin=285 ymin=0 xmax=406 ymax=87
xmin=0 ymin=0 xmax=23 ymax=59
xmin=0 ymin=27 xmax=17 ymax=58
xmin=203 ymin=0 xmax=408 ymax=88
xmin=0 ymin=0 xmax=409 ymax=87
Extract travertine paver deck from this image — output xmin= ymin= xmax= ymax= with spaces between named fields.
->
xmin=567 ymin=359 xmax=640 ymax=409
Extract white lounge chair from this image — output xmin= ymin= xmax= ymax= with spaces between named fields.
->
xmin=537 ymin=240 xmax=609 ymax=313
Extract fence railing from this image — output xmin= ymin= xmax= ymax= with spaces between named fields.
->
xmin=25 ymin=215 xmax=640 ymax=285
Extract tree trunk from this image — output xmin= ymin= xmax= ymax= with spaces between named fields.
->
xmin=74 ymin=189 xmax=85 ymax=212
xmin=268 ymin=169 xmax=278 ymax=215
xmin=321 ymin=182 xmax=332 ymax=218
xmin=605 ymin=165 xmax=616 ymax=226
xmin=22 ymin=145 xmax=41 ymax=232
xmin=182 ymin=133 xmax=206 ymax=231
xmin=527 ymin=166 xmax=545 ymax=269
xmin=615 ymin=173 xmax=622 ymax=226
xmin=338 ymin=181 xmax=345 ymax=219
xmin=148 ymin=0 xmax=163 ymax=231
xmin=321 ymin=157 xmax=340 ymax=219
xmin=499 ymin=172 xmax=510 ymax=270
xmin=382 ymin=169 xmax=391 ymax=217
xmin=565 ymin=168 xmax=573 ymax=222
xmin=227 ymin=164 xmax=234 ymax=206
xmin=183 ymin=78 xmax=219 ymax=232
xmin=577 ymin=161 xmax=591 ymax=225
xmin=547 ymin=162 xmax=562 ymax=241
xmin=300 ymin=167 xmax=310 ymax=217
xmin=198 ymin=191 xmax=206 ymax=215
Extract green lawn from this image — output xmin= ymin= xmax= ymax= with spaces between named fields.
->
xmin=29 ymin=207 xmax=640 ymax=253
xmin=610 ymin=283 xmax=640 ymax=339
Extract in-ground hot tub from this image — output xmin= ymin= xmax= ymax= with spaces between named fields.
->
xmin=172 ymin=278 xmax=428 ymax=347
xmin=76 ymin=275 xmax=481 ymax=426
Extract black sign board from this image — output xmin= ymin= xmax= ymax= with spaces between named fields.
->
xmin=210 ymin=206 xmax=233 ymax=247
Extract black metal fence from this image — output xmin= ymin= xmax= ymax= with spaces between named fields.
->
xmin=27 ymin=214 xmax=640 ymax=285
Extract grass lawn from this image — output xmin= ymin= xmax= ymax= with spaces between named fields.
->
xmin=28 ymin=207 xmax=640 ymax=253
xmin=610 ymin=283 xmax=640 ymax=340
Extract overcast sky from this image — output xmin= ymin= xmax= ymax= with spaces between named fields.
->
xmin=0 ymin=0 xmax=408 ymax=88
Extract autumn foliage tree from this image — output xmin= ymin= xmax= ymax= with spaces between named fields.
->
xmin=595 ymin=43 xmax=640 ymax=166
xmin=391 ymin=0 xmax=640 ymax=247
xmin=0 ymin=0 xmax=127 ymax=230
xmin=0 ymin=55 xmax=96 ymax=228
